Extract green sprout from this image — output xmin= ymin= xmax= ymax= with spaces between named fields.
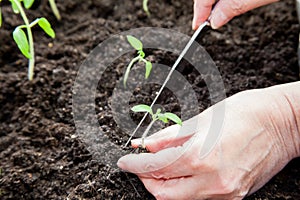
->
xmin=6 ymin=0 xmax=56 ymax=80
xmin=142 ymin=0 xmax=150 ymax=16
xmin=48 ymin=0 xmax=61 ymax=20
xmin=0 ymin=5 xmax=2 ymax=27
xmin=124 ymin=35 xmax=152 ymax=87
xmin=131 ymin=104 xmax=182 ymax=148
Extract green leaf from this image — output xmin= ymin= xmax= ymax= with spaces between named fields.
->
xmin=0 ymin=7 xmax=2 ymax=28
xmin=37 ymin=17 xmax=55 ymax=38
xmin=164 ymin=112 xmax=182 ymax=125
xmin=131 ymin=104 xmax=152 ymax=114
xmin=48 ymin=0 xmax=61 ymax=20
xmin=13 ymin=27 xmax=31 ymax=59
xmin=23 ymin=0 xmax=34 ymax=9
xmin=127 ymin=35 xmax=143 ymax=51
xmin=145 ymin=61 xmax=152 ymax=79
xmin=143 ymin=0 xmax=150 ymax=16
xmin=158 ymin=114 xmax=168 ymax=123
xmin=10 ymin=0 xmax=20 ymax=13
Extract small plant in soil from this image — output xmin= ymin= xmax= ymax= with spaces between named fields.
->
xmin=48 ymin=0 xmax=61 ymax=20
xmin=124 ymin=35 xmax=152 ymax=87
xmin=142 ymin=0 xmax=150 ymax=16
xmin=131 ymin=104 xmax=182 ymax=148
xmin=0 ymin=0 xmax=58 ymax=80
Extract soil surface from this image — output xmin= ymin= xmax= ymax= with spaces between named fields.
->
xmin=0 ymin=0 xmax=299 ymax=199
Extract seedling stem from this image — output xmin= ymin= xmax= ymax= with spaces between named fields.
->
xmin=13 ymin=0 xmax=35 ymax=80
xmin=49 ymin=0 xmax=61 ymax=20
xmin=143 ymin=0 xmax=150 ymax=16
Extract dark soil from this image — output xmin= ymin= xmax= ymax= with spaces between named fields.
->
xmin=0 ymin=0 xmax=299 ymax=199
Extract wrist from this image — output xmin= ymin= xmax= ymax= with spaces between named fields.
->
xmin=265 ymin=82 xmax=300 ymax=159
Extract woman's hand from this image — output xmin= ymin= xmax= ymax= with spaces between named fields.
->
xmin=193 ymin=0 xmax=278 ymax=30
xmin=118 ymin=82 xmax=300 ymax=200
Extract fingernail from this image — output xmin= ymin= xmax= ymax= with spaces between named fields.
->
xmin=117 ymin=158 xmax=124 ymax=168
xmin=211 ymin=10 xmax=229 ymax=29
xmin=192 ymin=17 xmax=197 ymax=30
xmin=131 ymin=139 xmax=142 ymax=148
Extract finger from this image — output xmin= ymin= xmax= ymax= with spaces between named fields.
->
xmin=118 ymin=128 xmax=211 ymax=179
xmin=131 ymin=123 xmax=194 ymax=152
xmin=118 ymin=143 xmax=195 ymax=179
xmin=119 ymin=106 xmax=216 ymax=178
xmin=210 ymin=0 xmax=278 ymax=29
xmin=193 ymin=0 xmax=216 ymax=30
xmin=132 ymin=110 xmax=212 ymax=152
xmin=140 ymin=177 xmax=201 ymax=200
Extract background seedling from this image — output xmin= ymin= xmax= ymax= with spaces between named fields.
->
xmin=142 ymin=0 xmax=150 ymax=16
xmin=131 ymin=104 xmax=182 ymax=148
xmin=49 ymin=0 xmax=61 ymax=20
xmin=0 ymin=0 xmax=58 ymax=80
xmin=0 ymin=5 xmax=2 ymax=27
xmin=124 ymin=35 xmax=152 ymax=87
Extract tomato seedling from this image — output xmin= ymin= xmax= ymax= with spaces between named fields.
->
xmin=124 ymin=35 xmax=152 ymax=87
xmin=0 ymin=5 xmax=2 ymax=27
xmin=142 ymin=0 xmax=150 ymax=16
xmin=1 ymin=0 xmax=58 ymax=80
xmin=49 ymin=0 xmax=61 ymax=20
xmin=131 ymin=104 xmax=182 ymax=148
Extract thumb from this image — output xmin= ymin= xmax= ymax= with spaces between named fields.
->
xmin=210 ymin=0 xmax=278 ymax=29
xmin=192 ymin=0 xmax=216 ymax=30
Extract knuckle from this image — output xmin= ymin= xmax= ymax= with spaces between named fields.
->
xmin=150 ymin=170 xmax=164 ymax=179
xmin=230 ymin=0 xmax=246 ymax=15
xmin=145 ymin=163 xmax=166 ymax=179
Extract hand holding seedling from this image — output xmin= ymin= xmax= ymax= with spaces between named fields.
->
xmin=118 ymin=82 xmax=300 ymax=199
xmin=124 ymin=35 xmax=152 ymax=87
xmin=193 ymin=0 xmax=278 ymax=29
xmin=131 ymin=104 xmax=182 ymax=148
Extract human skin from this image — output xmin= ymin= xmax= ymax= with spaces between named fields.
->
xmin=192 ymin=0 xmax=278 ymax=29
xmin=118 ymin=81 xmax=300 ymax=199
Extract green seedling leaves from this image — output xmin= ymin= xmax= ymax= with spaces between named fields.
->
xmin=164 ymin=112 xmax=182 ymax=125
xmin=125 ymin=35 xmax=153 ymax=87
xmin=127 ymin=35 xmax=143 ymax=51
xmin=145 ymin=61 xmax=152 ymax=78
xmin=131 ymin=104 xmax=153 ymax=114
xmin=10 ymin=0 xmax=34 ymax=10
xmin=131 ymin=104 xmax=182 ymax=126
xmin=3 ymin=0 xmax=57 ymax=81
xmin=10 ymin=0 xmax=20 ymax=13
xmin=13 ymin=27 xmax=31 ymax=58
xmin=157 ymin=114 xmax=168 ymax=123
xmin=23 ymin=0 xmax=34 ymax=9
xmin=131 ymin=104 xmax=182 ymax=143
xmin=37 ymin=17 xmax=55 ymax=38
